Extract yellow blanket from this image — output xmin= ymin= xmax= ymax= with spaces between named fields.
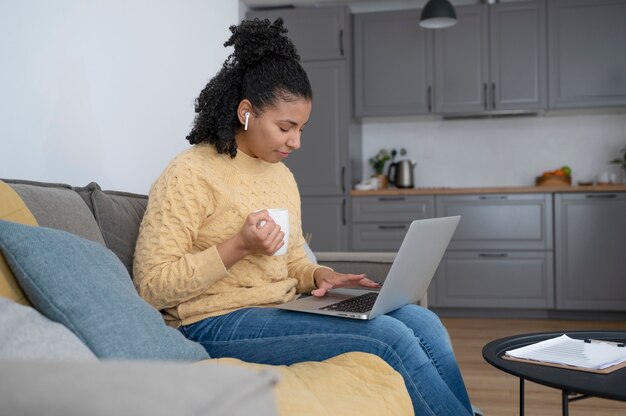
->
xmin=210 ymin=352 xmax=413 ymax=416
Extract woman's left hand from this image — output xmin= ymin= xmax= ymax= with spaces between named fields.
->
xmin=311 ymin=268 xmax=381 ymax=297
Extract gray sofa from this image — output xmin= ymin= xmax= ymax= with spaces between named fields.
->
xmin=0 ymin=178 xmax=415 ymax=415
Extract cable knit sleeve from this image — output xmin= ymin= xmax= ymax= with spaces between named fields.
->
xmin=133 ymin=158 xmax=229 ymax=310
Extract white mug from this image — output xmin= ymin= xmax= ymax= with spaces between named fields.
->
xmin=266 ymin=208 xmax=289 ymax=256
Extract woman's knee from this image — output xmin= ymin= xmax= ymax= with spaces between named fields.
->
xmin=361 ymin=316 xmax=427 ymax=357
xmin=389 ymin=305 xmax=451 ymax=344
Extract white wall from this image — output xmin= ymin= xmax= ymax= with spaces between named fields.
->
xmin=361 ymin=110 xmax=626 ymax=187
xmin=0 ymin=0 xmax=238 ymax=193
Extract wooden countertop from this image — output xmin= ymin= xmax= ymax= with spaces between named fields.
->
xmin=351 ymin=184 xmax=626 ymax=196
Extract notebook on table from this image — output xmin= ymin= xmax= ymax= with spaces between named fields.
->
xmin=503 ymin=334 xmax=626 ymax=374
xmin=276 ymin=216 xmax=460 ymax=320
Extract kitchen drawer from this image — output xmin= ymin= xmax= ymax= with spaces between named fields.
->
xmin=432 ymin=251 xmax=554 ymax=308
xmin=435 ymin=193 xmax=553 ymax=250
xmin=352 ymin=195 xmax=434 ymax=223
xmin=351 ymin=223 xmax=410 ymax=251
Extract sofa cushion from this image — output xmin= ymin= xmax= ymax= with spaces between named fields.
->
xmin=0 ymin=219 xmax=209 ymax=361
xmin=0 ymin=180 xmax=38 ymax=305
xmin=0 ymin=298 xmax=97 ymax=361
xmin=5 ymin=179 xmax=106 ymax=245
xmin=0 ymin=360 xmax=278 ymax=416
xmin=91 ymin=188 xmax=148 ymax=276
xmin=218 ymin=352 xmax=413 ymax=416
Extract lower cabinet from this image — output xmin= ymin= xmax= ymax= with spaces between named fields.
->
xmin=554 ymin=192 xmax=626 ymax=310
xmin=430 ymin=193 xmax=553 ymax=308
xmin=435 ymin=193 xmax=553 ymax=251
xmin=432 ymin=251 xmax=554 ymax=308
xmin=351 ymin=191 xmax=625 ymax=313
xmin=351 ymin=195 xmax=435 ymax=251
xmin=301 ymin=196 xmax=348 ymax=252
xmin=352 ymin=223 xmax=412 ymax=251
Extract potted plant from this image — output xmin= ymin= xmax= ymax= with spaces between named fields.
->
xmin=610 ymin=145 xmax=626 ymax=184
xmin=368 ymin=149 xmax=391 ymax=189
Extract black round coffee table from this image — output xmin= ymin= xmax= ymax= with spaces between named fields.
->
xmin=483 ymin=331 xmax=626 ymax=416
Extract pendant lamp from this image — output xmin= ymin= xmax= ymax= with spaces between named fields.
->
xmin=419 ymin=0 xmax=458 ymax=29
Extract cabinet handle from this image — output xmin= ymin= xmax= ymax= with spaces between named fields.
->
xmin=427 ymin=86 xmax=432 ymax=113
xmin=479 ymin=253 xmax=508 ymax=258
xmin=491 ymin=83 xmax=496 ymax=110
xmin=479 ymin=195 xmax=508 ymax=200
xmin=483 ymin=83 xmax=488 ymax=110
xmin=339 ymin=29 xmax=344 ymax=56
xmin=378 ymin=225 xmax=407 ymax=230
xmin=378 ymin=196 xmax=406 ymax=202
xmin=341 ymin=166 xmax=346 ymax=194
xmin=585 ymin=194 xmax=617 ymax=199
xmin=342 ymin=198 xmax=346 ymax=226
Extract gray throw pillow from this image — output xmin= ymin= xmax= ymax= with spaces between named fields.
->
xmin=0 ymin=298 xmax=97 ymax=361
xmin=7 ymin=180 xmax=106 ymax=245
xmin=90 ymin=189 xmax=148 ymax=276
xmin=0 ymin=220 xmax=209 ymax=361
xmin=0 ymin=360 xmax=279 ymax=416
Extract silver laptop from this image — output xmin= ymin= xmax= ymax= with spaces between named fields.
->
xmin=276 ymin=215 xmax=460 ymax=320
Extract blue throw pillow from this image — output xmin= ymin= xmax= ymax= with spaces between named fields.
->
xmin=0 ymin=220 xmax=209 ymax=361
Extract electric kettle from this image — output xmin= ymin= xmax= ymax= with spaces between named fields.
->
xmin=387 ymin=160 xmax=416 ymax=188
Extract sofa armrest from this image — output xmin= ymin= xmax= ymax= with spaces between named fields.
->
xmin=314 ymin=252 xmax=428 ymax=308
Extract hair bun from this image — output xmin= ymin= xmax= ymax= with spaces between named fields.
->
xmin=225 ymin=18 xmax=300 ymax=67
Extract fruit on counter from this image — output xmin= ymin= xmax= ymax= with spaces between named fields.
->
xmin=540 ymin=165 xmax=571 ymax=178
xmin=536 ymin=165 xmax=573 ymax=186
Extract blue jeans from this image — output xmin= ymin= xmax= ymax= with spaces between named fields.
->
xmin=179 ymin=305 xmax=472 ymax=415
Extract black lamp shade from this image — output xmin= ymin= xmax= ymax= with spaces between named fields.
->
xmin=420 ymin=0 xmax=458 ymax=29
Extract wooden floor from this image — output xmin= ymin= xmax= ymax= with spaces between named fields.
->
xmin=441 ymin=317 xmax=626 ymax=416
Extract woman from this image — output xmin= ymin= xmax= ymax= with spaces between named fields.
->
xmin=133 ymin=18 xmax=473 ymax=415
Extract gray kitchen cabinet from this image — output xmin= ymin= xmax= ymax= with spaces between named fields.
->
xmin=301 ymin=196 xmax=348 ymax=252
xmin=247 ymin=6 xmax=346 ymax=61
xmin=554 ymin=192 xmax=626 ymax=311
xmin=351 ymin=195 xmax=434 ymax=251
xmin=247 ymin=6 xmax=359 ymax=251
xmin=435 ymin=193 xmax=553 ymax=251
xmin=353 ymin=10 xmax=434 ymax=117
xmin=432 ymin=193 xmax=554 ymax=308
xmin=548 ymin=0 xmax=626 ymax=109
xmin=434 ymin=1 xmax=547 ymax=114
xmin=433 ymin=251 xmax=554 ymax=308
xmin=292 ymin=60 xmax=348 ymax=196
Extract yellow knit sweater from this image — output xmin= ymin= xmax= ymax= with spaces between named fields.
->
xmin=133 ymin=144 xmax=323 ymax=327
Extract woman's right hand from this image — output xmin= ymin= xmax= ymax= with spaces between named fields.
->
xmin=217 ymin=210 xmax=285 ymax=269
xmin=240 ymin=210 xmax=286 ymax=256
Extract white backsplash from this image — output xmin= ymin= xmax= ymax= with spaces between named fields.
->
xmin=361 ymin=109 xmax=626 ymax=188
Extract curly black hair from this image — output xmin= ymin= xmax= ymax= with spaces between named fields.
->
xmin=186 ymin=18 xmax=312 ymax=157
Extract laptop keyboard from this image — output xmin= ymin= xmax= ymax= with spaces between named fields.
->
xmin=320 ymin=292 xmax=379 ymax=313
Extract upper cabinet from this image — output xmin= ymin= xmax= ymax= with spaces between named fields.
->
xmin=353 ymin=10 xmax=434 ymax=117
xmin=248 ymin=7 xmax=347 ymax=62
xmin=353 ymin=1 xmax=548 ymax=117
xmin=548 ymin=0 xmax=626 ymax=109
xmin=434 ymin=1 xmax=547 ymax=115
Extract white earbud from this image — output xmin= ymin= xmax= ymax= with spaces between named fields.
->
xmin=244 ymin=111 xmax=250 ymax=131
